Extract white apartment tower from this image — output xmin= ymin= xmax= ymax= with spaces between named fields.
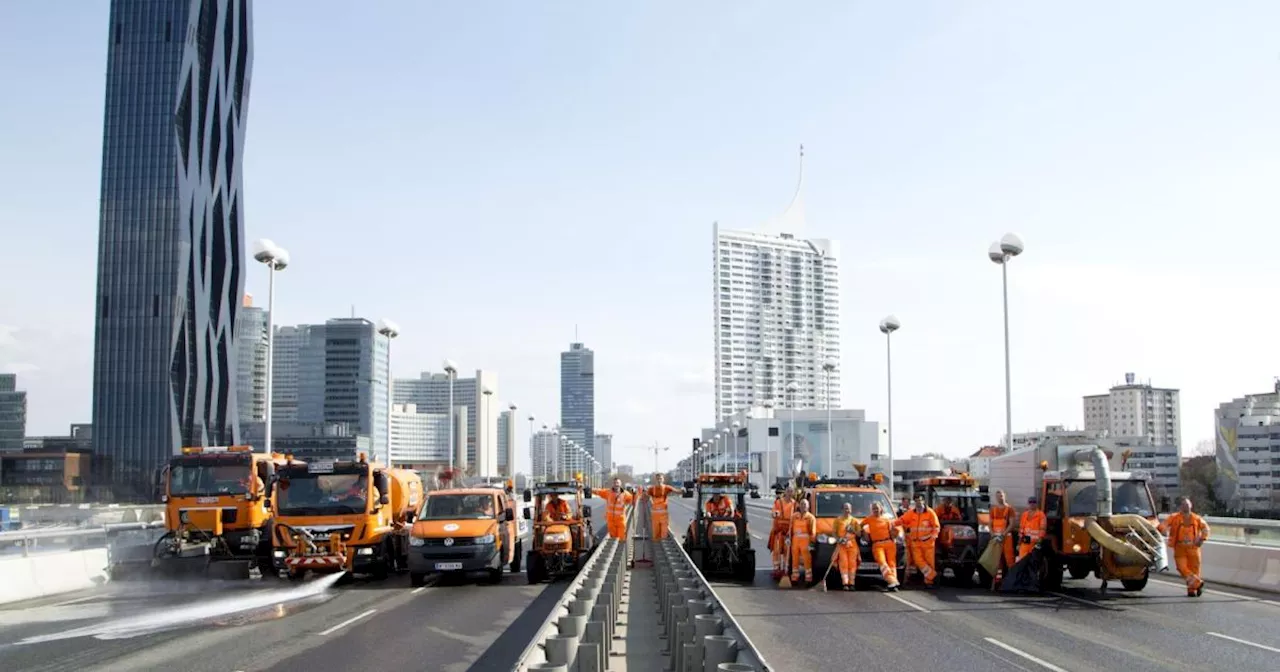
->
xmin=1082 ymin=372 xmax=1181 ymax=448
xmin=712 ymin=148 xmax=841 ymax=422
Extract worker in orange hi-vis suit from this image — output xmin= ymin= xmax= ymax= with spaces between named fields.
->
xmin=1160 ymin=496 xmax=1210 ymax=597
xmin=646 ymin=474 xmax=679 ymax=539
xmin=543 ymin=493 xmax=572 ymax=521
xmin=988 ymin=489 xmax=1017 ymax=579
xmin=833 ymin=502 xmax=861 ymax=591
xmin=769 ymin=487 xmax=796 ymax=576
xmin=898 ymin=494 xmax=940 ymax=588
xmin=937 ymin=498 xmax=963 ymax=521
xmin=593 ymin=478 xmax=633 ymax=540
xmin=789 ymin=499 xmax=818 ymax=585
xmin=861 ymin=501 xmax=901 ymax=591
xmin=1017 ymin=496 xmax=1048 ymax=561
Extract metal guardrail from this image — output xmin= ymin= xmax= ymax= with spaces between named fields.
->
xmin=514 ymin=506 xmax=634 ymax=671
xmin=0 ymin=522 xmax=166 ymax=557
xmin=655 ymin=527 xmax=773 ymax=671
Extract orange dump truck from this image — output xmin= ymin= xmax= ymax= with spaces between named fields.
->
xmin=271 ymin=454 xmax=423 ymax=580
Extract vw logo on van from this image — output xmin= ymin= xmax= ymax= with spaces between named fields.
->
xmin=444 ymin=538 xmax=454 ymax=546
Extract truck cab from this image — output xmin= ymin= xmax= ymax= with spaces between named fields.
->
xmin=271 ymin=454 xmax=423 ymax=580
xmin=914 ymin=474 xmax=991 ymax=586
xmin=802 ymin=467 xmax=905 ymax=589
xmin=407 ymin=486 xmax=520 ymax=586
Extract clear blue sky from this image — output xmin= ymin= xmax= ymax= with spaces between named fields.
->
xmin=2 ymin=1 xmax=1279 ymax=468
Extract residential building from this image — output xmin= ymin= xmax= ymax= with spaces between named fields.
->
xmin=1214 ymin=381 xmax=1280 ymax=512
xmin=594 ymin=433 xmax=613 ymax=475
xmin=496 ymin=408 xmax=512 ymax=476
xmin=0 ymin=374 xmax=27 ymax=453
xmin=560 ymin=342 xmax=595 ymax=461
xmin=966 ymin=445 xmax=1005 ymax=482
xmin=91 ymin=0 xmax=253 ymax=497
xmin=235 ymin=295 xmax=268 ymax=424
xmin=1011 ymin=425 xmax=1102 ymax=452
xmin=1083 ymin=373 xmax=1181 ymax=448
xmin=394 ymin=370 xmax=499 ymax=476
xmin=711 ymin=157 xmax=841 ymax=424
xmin=270 ymin=325 xmax=319 ymax=423
xmin=388 ymin=404 xmax=451 ymax=470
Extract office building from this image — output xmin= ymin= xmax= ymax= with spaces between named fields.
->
xmin=529 ymin=427 xmax=560 ymax=481
xmin=1011 ymin=425 xmax=1102 ymax=452
xmin=594 ymin=433 xmax=613 ymax=475
xmin=712 ymin=209 xmax=841 ymax=423
xmin=1083 ymin=373 xmax=1181 ymax=449
xmin=91 ymin=0 xmax=253 ymax=495
xmin=388 ymin=403 xmax=452 ymax=469
xmin=235 ymin=295 xmax=268 ymax=424
xmin=560 ymin=342 xmax=595 ymax=460
xmin=0 ymin=375 xmax=27 ymax=453
xmin=317 ymin=319 xmax=390 ymax=463
xmin=394 ymin=370 xmax=499 ymax=476
xmin=270 ymin=325 xmax=318 ymax=423
xmin=242 ymin=421 xmax=370 ymax=462
xmin=703 ymin=408 xmax=878 ymax=490
xmin=497 ymin=408 xmax=515 ymax=476
xmin=1214 ymin=381 xmax=1280 ymax=512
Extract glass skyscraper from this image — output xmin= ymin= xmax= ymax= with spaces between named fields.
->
xmin=560 ymin=342 xmax=596 ymax=465
xmin=91 ymin=0 xmax=254 ymax=498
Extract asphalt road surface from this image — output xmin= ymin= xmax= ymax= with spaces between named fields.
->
xmin=0 ymin=500 xmax=607 ymax=672
xmin=669 ymin=498 xmax=1280 ymax=672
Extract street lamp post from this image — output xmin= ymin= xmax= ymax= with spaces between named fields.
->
xmin=251 ymin=239 xmax=289 ymax=453
xmin=822 ymin=360 xmax=837 ymax=476
xmin=377 ymin=320 xmax=400 ymax=465
xmin=988 ymin=233 xmax=1025 ymax=451
xmin=785 ymin=380 xmax=799 ymax=475
xmin=527 ymin=413 xmax=535 ymax=484
xmin=443 ymin=359 xmax=458 ymax=473
xmin=762 ymin=400 xmax=775 ymax=490
xmin=720 ymin=429 xmax=730 ymax=471
xmin=731 ymin=421 xmax=741 ymax=474
xmin=879 ymin=315 xmax=901 ymax=498
xmin=507 ymin=403 xmax=517 ymax=479
xmin=482 ymin=386 xmax=494 ymax=477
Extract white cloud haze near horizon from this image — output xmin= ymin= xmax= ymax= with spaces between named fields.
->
xmin=2 ymin=1 xmax=1280 ymax=469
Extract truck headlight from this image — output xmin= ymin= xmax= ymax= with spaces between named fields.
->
xmin=978 ymin=524 xmax=991 ymax=534
xmin=357 ymin=547 xmax=374 ymax=556
xmin=272 ymin=550 xmax=285 ymax=558
xmin=476 ymin=534 xmax=496 ymax=545
xmin=544 ymin=531 xmax=570 ymax=545
xmin=410 ymin=537 xmax=425 ymax=547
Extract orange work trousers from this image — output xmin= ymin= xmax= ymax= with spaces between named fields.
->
xmin=1172 ymin=544 xmax=1204 ymax=593
xmin=1017 ymin=537 xmax=1040 ymax=562
xmin=651 ymin=511 xmax=669 ymax=539
xmin=769 ymin=525 xmax=791 ymax=570
xmin=999 ymin=533 xmax=1015 ymax=571
xmin=872 ymin=539 xmax=899 ymax=587
xmin=607 ymin=515 xmax=626 ymax=539
xmin=836 ymin=542 xmax=859 ymax=587
xmin=789 ymin=537 xmax=812 ymax=581
xmin=907 ymin=541 xmax=937 ymax=585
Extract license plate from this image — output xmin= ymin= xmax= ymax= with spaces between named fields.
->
xmin=435 ymin=562 xmax=463 ymax=571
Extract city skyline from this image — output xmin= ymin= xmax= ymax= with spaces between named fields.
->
xmin=4 ymin=3 xmax=1280 ymax=467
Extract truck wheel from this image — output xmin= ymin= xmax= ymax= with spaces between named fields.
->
xmin=976 ymin=565 xmax=994 ymax=589
xmin=287 ymin=569 xmax=307 ymax=583
xmin=485 ymin=568 xmax=503 ymax=584
xmin=410 ymin=572 xmax=427 ymax=588
xmin=1121 ymin=572 xmax=1148 ymax=591
xmin=1069 ymin=565 xmax=1091 ymax=580
xmin=510 ymin=541 xmax=523 ymax=573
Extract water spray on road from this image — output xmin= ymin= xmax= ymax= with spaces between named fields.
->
xmin=14 ymin=573 xmax=345 ymax=644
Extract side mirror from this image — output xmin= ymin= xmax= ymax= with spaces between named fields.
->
xmin=522 ymin=508 xmax=531 ymax=520
xmin=523 ymin=489 xmax=532 ymax=503
xmin=682 ymin=489 xmax=694 ymax=498
xmin=583 ymin=507 xmax=593 ymax=518
xmin=379 ymin=494 xmax=390 ymax=506
xmin=504 ymin=509 xmax=515 ymax=522
xmin=583 ymin=489 xmax=592 ymax=499
xmin=405 ymin=511 xmax=417 ymax=524
xmin=750 ymin=491 xmax=761 ymax=499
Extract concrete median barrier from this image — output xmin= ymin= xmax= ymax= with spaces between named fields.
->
xmin=1196 ymin=541 xmax=1280 ymax=593
xmin=0 ymin=547 xmax=109 ymax=605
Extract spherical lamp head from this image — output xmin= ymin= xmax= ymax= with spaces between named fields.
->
xmin=731 ymin=421 xmax=741 ymax=430
xmin=879 ymin=315 xmax=901 ymax=334
xmin=252 ymin=238 xmax=278 ymax=263
xmin=509 ymin=403 xmax=517 ymax=412
xmin=822 ymin=359 xmax=838 ymax=372
xmin=442 ymin=358 xmax=458 ymax=374
xmin=376 ymin=318 xmax=400 ymax=339
xmin=786 ymin=381 xmax=799 ymax=392
xmin=1000 ymin=233 xmax=1025 ymax=257
xmin=988 ymin=241 xmax=1005 ymax=264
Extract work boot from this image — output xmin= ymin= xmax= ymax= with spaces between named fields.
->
xmin=1194 ymin=582 xmax=1205 ymax=597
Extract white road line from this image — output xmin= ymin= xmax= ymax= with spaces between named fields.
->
xmin=1046 ymin=590 xmax=1118 ymax=611
xmin=982 ymin=637 xmax=1069 ymax=672
xmin=317 ymin=609 xmax=377 ymax=636
xmin=884 ymin=592 xmax=930 ymax=613
xmin=411 ymin=586 xmax=428 ymax=595
xmin=50 ymin=595 xmax=99 ymax=607
xmin=1206 ymin=632 xmax=1280 ymax=654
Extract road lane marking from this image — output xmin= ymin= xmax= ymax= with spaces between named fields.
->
xmin=1206 ymin=632 xmax=1280 ymax=654
xmin=411 ymin=586 xmax=428 ymax=595
xmin=317 ymin=609 xmax=377 ymax=636
xmin=884 ymin=592 xmax=930 ymax=613
xmin=50 ymin=595 xmax=99 ymax=607
xmin=1046 ymin=590 xmax=1120 ymax=611
xmin=982 ymin=637 xmax=1069 ymax=672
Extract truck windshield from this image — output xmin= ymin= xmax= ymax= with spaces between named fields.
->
xmin=168 ymin=456 xmax=252 ymax=497
xmin=1066 ymin=480 xmax=1154 ymax=517
xmin=276 ymin=471 xmax=368 ymax=516
xmin=421 ymin=494 xmax=497 ymax=520
xmin=812 ymin=491 xmax=890 ymax=517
